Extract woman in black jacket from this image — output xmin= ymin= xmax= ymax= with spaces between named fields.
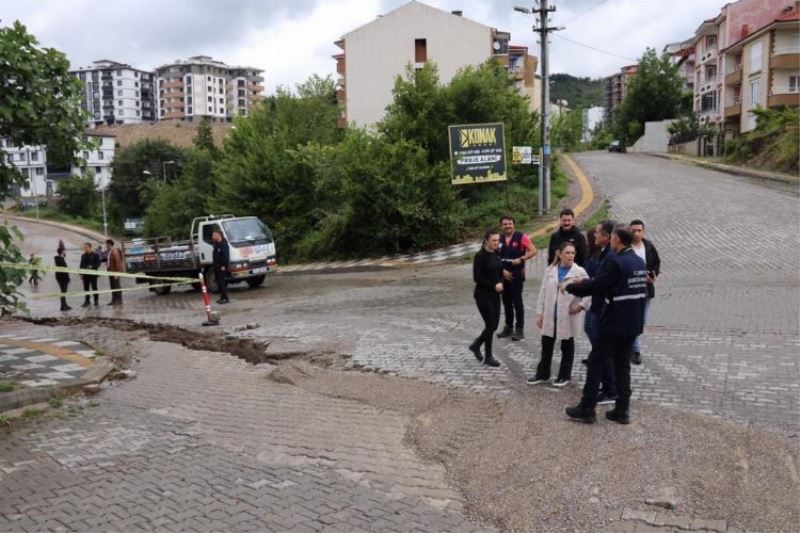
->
xmin=54 ymin=244 xmax=71 ymax=311
xmin=469 ymin=229 xmax=504 ymax=367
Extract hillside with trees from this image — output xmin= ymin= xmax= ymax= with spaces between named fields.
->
xmin=550 ymin=74 xmax=604 ymax=110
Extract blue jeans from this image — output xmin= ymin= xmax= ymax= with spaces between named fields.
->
xmin=584 ymin=311 xmax=616 ymax=397
xmin=631 ymin=297 xmax=652 ymax=352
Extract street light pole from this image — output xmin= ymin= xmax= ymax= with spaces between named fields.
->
xmin=515 ymin=2 xmax=563 ymax=215
xmin=101 ymin=185 xmax=108 ymax=237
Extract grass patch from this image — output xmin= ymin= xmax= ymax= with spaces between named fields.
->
xmin=584 ymin=199 xmax=610 ymax=230
xmin=0 ymin=415 xmax=8 ymax=426
xmin=10 ymin=206 xmax=106 ymax=233
xmin=49 ymin=395 xmax=64 ymax=408
xmin=22 ymin=407 xmax=45 ymax=419
xmin=0 ymin=381 xmax=18 ymax=393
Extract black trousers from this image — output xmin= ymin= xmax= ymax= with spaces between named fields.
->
xmin=58 ymin=280 xmax=69 ymax=308
xmin=501 ymin=276 xmax=524 ymax=329
xmin=474 ymin=291 xmax=501 ymax=357
xmin=535 ymin=336 xmax=575 ymax=381
xmin=109 ymin=276 xmax=122 ymax=303
xmin=83 ymin=275 xmax=99 ymax=304
xmin=581 ymin=334 xmax=636 ymax=411
xmin=215 ymin=269 xmax=228 ymax=300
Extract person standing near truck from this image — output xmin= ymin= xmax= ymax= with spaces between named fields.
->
xmin=79 ymin=242 xmax=101 ymax=307
xmin=212 ymin=229 xmax=230 ymax=304
xmin=106 ymin=239 xmax=125 ymax=305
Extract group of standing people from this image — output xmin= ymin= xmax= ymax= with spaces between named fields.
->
xmin=471 ymin=209 xmax=660 ymax=424
xmin=53 ymin=239 xmax=125 ymax=311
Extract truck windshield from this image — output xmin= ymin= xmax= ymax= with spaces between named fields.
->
xmin=222 ymin=218 xmax=273 ymax=246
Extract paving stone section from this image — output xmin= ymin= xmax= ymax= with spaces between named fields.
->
xmin=0 ymin=341 xmax=490 ymax=533
xmin=0 ymin=335 xmax=100 ymax=388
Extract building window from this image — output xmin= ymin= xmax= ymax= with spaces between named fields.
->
xmin=208 ymin=85 xmax=213 ymax=93
xmin=207 ymin=76 xmax=211 ymax=82
xmin=95 ymin=166 xmax=102 ymax=174
xmin=116 ymin=70 xmax=122 ymax=76
xmin=749 ymin=79 xmax=760 ymax=107
xmin=208 ymin=106 xmax=213 ymax=112
xmin=119 ymin=109 xmax=124 ymax=116
xmin=749 ymin=42 xmax=762 ymax=73
xmin=118 ymin=90 xmax=123 ymax=96
xmin=134 ymin=81 xmax=139 ymax=88
xmin=219 ymin=98 xmax=224 ymax=104
xmin=789 ymin=75 xmax=799 ymax=93
xmin=208 ymin=96 xmax=212 ymax=102
xmin=706 ymin=35 xmax=717 ymax=49
xmin=134 ymin=71 xmax=139 ymax=78
xmin=219 ymin=107 xmax=224 ymax=113
xmin=117 ymin=80 xmax=122 ymax=86
xmin=118 ymin=100 xmax=123 ymax=106
xmin=35 ymin=168 xmax=44 ymax=175
xmin=188 ymin=106 xmax=193 ymax=114
xmin=414 ymin=39 xmax=427 ymax=63
xmin=17 ymin=153 xmax=25 ymax=162
xmin=238 ymin=79 xmax=245 ymax=87
xmin=186 ymin=76 xmax=192 ymax=84
xmin=700 ymin=92 xmax=716 ymax=112
xmin=188 ymin=96 xmax=192 ymax=104
xmin=31 ymin=151 xmax=38 ymax=161
xmin=98 ymin=151 xmax=104 ymax=160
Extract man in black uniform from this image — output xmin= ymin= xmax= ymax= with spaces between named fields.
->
xmin=562 ymin=226 xmax=647 ymax=424
xmin=496 ymin=216 xmax=537 ymax=341
xmin=547 ymin=208 xmax=588 ymax=266
xmin=79 ymin=242 xmax=101 ymax=307
xmin=211 ymin=229 xmax=230 ymax=304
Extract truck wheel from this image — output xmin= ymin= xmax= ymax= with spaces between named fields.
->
xmin=247 ymin=275 xmax=266 ymax=288
xmin=153 ymin=284 xmax=172 ymax=296
xmin=204 ymin=268 xmax=219 ymax=293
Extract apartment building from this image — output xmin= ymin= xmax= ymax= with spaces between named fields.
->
xmin=333 ymin=1 xmax=538 ymax=128
xmin=154 ymin=56 xmax=265 ymax=122
xmin=664 ymin=40 xmax=696 ymax=94
xmin=74 ymin=133 xmax=116 ymax=190
xmin=722 ymin=4 xmax=800 ymax=133
xmin=603 ymin=65 xmax=637 ymax=120
xmin=1 ymin=140 xmax=49 ymax=197
xmin=72 ymin=60 xmax=156 ymax=126
xmin=688 ymin=0 xmax=791 ymax=153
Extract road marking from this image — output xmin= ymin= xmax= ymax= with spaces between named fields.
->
xmin=0 ymin=339 xmax=96 ymax=369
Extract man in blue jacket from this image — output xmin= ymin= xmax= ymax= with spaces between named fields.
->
xmin=562 ymin=225 xmax=647 ymax=424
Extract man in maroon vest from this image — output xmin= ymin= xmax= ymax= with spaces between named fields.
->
xmin=496 ymin=215 xmax=537 ymax=341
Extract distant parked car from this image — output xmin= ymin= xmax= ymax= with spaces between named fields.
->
xmin=609 ymin=140 xmax=626 ymax=153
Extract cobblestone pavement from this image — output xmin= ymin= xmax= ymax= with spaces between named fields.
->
xmin=0 ymin=333 xmax=100 ymax=388
xmin=4 ymin=152 xmax=797 ymax=531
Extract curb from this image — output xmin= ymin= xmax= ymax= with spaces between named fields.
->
xmin=0 ymin=361 xmax=113 ymax=415
xmin=642 ymin=153 xmax=799 ymax=185
xmin=1 ymin=212 xmax=111 ymax=243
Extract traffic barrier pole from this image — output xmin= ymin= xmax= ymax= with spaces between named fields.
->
xmin=199 ymin=272 xmax=220 ymax=326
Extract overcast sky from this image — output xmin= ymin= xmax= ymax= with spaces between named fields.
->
xmin=1 ymin=0 xmax=726 ymax=93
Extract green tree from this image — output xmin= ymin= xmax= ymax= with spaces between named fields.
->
xmin=550 ymin=108 xmax=585 ymax=151
xmin=107 ymin=139 xmax=187 ymax=221
xmin=613 ymin=48 xmax=689 ymax=144
xmin=193 ymin=117 xmax=218 ymax=154
xmin=0 ymin=21 xmax=91 ymax=313
xmin=57 ymin=172 xmax=100 ymax=217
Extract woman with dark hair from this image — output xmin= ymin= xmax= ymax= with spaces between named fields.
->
xmin=527 ymin=241 xmax=589 ymax=386
xmin=54 ymin=243 xmax=71 ymax=311
xmin=469 ymin=228 xmax=504 ymax=367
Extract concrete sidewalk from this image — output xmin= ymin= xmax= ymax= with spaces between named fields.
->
xmin=645 ymin=152 xmax=799 ymax=185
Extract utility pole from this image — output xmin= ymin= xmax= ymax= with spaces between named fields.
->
xmin=516 ymin=2 xmax=563 ymax=215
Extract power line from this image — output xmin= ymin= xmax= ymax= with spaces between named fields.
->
xmin=553 ymin=33 xmax=638 ymax=62
xmin=561 ymin=0 xmax=609 ymax=24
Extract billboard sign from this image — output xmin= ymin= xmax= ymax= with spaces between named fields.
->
xmin=448 ymin=123 xmax=506 ymax=185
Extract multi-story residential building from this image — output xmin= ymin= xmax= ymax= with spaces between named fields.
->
xmin=688 ymin=0 xmax=790 ymax=154
xmin=73 ymin=133 xmax=116 ymax=190
xmin=603 ymin=65 xmax=637 ymax=120
xmin=333 ymin=1 xmax=538 ymax=128
xmin=722 ymin=4 xmax=799 ymax=133
xmin=1 ymin=140 xmax=49 ymax=197
xmin=154 ymin=56 xmax=265 ymax=122
xmin=664 ymin=39 xmax=696 ymax=94
xmin=72 ymin=60 xmax=156 ymax=126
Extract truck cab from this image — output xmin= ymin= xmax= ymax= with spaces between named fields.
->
xmin=194 ymin=215 xmax=277 ymax=289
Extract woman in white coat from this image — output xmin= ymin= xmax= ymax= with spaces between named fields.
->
xmin=527 ymin=242 xmax=589 ymax=387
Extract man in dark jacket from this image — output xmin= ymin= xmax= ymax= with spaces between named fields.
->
xmin=211 ymin=229 xmax=230 ymax=304
xmin=563 ymin=225 xmax=647 ymax=424
xmin=547 ymin=208 xmax=588 ymax=266
xmin=54 ymin=244 xmax=71 ymax=311
xmin=79 ymin=242 xmax=101 ymax=307
xmin=629 ymin=219 xmax=661 ymax=365
xmin=106 ymin=239 xmax=125 ymax=305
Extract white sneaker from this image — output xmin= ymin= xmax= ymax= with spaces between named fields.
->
xmin=552 ymin=379 xmax=570 ymax=388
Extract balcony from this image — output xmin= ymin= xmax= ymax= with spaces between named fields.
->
xmin=163 ymin=80 xmax=184 ymax=89
xmin=724 ymin=67 xmax=742 ymax=86
xmin=724 ymin=97 xmax=741 ymax=118
xmin=768 ymin=88 xmax=800 ymax=108
xmin=770 ymin=48 xmax=800 ymax=70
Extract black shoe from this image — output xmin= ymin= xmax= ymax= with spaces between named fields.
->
xmin=511 ymin=328 xmax=525 ymax=341
xmin=107 ymin=301 xmax=116 ymax=306
xmin=94 ymin=301 xmax=99 ymax=306
xmin=484 ymin=355 xmax=501 ymax=367
xmin=81 ymin=301 xmax=91 ymax=308
xmin=60 ymin=306 xmax=71 ymax=312
xmin=605 ymin=408 xmax=631 ymax=424
xmin=526 ymin=376 xmax=548 ymax=385
xmin=552 ymin=378 xmax=570 ymax=388
xmin=631 ymin=351 xmax=642 ymax=365
xmin=216 ymin=298 xmax=229 ymax=305
xmin=581 ymin=358 xmax=589 ymax=366
xmin=597 ymin=393 xmax=617 ymax=405
xmin=468 ymin=342 xmax=483 ymax=362
xmin=496 ymin=325 xmax=513 ymax=339
xmin=565 ymin=404 xmax=596 ymax=424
